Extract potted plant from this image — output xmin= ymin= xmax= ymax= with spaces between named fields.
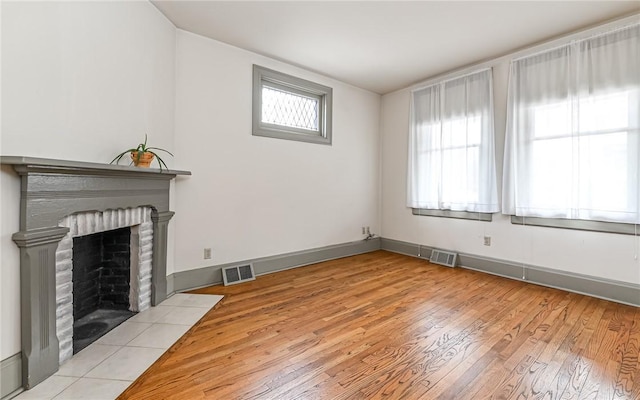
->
xmin=110 ymin=134 xmax=174 ymax=170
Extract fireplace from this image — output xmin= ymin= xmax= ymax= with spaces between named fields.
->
xmin=55 ymin=208 xmax=155 ymax=363
xmin=1 ymin=156 xmax=190 ymax=390
xmin=73 ymin=228 xmax=132 ymax=322
xmin=73 ymin=228 xmax=133 ymax=354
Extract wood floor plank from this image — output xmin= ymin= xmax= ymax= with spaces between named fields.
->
xmin=118 ymin=251 xmax=640 ymax=400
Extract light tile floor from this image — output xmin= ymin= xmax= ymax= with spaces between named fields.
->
xmin=14 ymin=293 xmax=223 ymax=400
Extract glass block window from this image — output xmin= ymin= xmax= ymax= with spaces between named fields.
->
xmin=253 ymin=65 xmax=332 ymax=145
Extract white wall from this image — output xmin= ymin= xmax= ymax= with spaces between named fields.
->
xmin=0 ymin=3 xmax=381 ymax=362
xmin=0 ymin=1 xmax=176 ymax=360
xmin=172 ymin=30 xmax=381 ymax=271
xmin=0 ymin=166 xmax=21 ymax=361
xmin=380 ymin=51 xmax=640 ymax=286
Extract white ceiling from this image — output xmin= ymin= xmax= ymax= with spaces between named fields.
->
xmin=151 ymin=1 xmax=639 ymax=94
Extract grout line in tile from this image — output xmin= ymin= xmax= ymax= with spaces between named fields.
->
xmin=121 ymin=344 xmax=170 ymax=350
xmin=80 ymin=346 xmax=124 ymax=379
xmin=121 ymin=322 xmax=155 ymax=346
xmin=17 ymin=295 xmax=223 ymax=400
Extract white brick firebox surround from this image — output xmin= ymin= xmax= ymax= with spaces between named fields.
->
xmin=55 ymin=207 xmax=154 ymax=364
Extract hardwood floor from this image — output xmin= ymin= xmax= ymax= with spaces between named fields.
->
xmin=119 ymin=250 xmax=640 ymax=399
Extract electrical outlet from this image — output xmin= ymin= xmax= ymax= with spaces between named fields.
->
xmin=204 ymin=248 xmax=212 ymax=259
xmin=483 ymin=236 xmax=491 ymax=246
xmin=366 ymin=226 xmax=371 ymax=235
xmin=362 ymin=226 xmax=366 ymax=235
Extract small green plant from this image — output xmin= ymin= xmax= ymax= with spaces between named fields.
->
xmin=110 ymin=134 xmax=174 ymax=170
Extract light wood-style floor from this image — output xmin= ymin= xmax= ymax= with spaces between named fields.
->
xmin=119 ymin=250 xmax=640 ymax=399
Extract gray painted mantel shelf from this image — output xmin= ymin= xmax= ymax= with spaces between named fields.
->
xmin=1 ymin=156 xmax=190 ymax=391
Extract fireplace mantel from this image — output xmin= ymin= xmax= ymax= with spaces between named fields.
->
xmin=2 ymin=155 xmax=191 ymax=176
xmin=1 ymin=156 xmax=190 ymax=389
xmin=2 ymin=156 xmax=190 ymax=229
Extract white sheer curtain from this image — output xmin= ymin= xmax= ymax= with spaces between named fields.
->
xmin=503 ymin=23 xmax=640 ymax=223
xmin=407 ymin=68 xmax=499 ymax=213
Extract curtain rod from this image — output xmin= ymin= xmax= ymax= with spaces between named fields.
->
xmin=511 ymin=20 xmax=639 ymax=63
xmin=411 ymin=67 xmax=492 ymax=93
xmin=404 ymin=13 xmax=639 ymax=94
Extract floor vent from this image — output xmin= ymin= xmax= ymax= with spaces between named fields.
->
xmin=222 ymin=264 xmax=256 ymax=286
xmin=430 ymin=249 xmax=457 ymax=268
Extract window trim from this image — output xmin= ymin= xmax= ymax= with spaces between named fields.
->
xmin=503 ymin=22 xmax=640 ymax=224
xmin=407 ymin=67 xmax=499 ymax=214
xmin=252 ymin=65 xmax=333 ymax=145
xmin=412 ymin=208 xmax=493 ymax=222
xmin=520 ymin=90 xmax=639 ymax=223
xmin=510 ymin=215 xmax=639 ymax=236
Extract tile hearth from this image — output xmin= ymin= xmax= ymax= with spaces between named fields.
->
xmin=13 ymin=293 xmax=223 ymax=400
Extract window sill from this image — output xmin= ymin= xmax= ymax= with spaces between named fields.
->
xmin=412 ymin=208 xmax=493 ymax=222
xmin=510 ymin=215 xmax=638 ymax=235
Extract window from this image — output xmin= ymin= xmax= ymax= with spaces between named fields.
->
xmin=407 ymin=68 xmax=499 ymax=217
xmin=252 ymin=65 xmax=332 ymax=145
xmin=503 ymin=23 xmax=640 ymax=226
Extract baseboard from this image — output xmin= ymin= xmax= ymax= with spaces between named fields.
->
xmin=170 ymin=236 xmax=639 ymax=306
xmin=166 ymin=274 xmax=175 ymax=298
xmin=172 ymin=238 xmax=382 ymax=292
xmin=381 ymin=237 xmax=640 ymax=307
xmin=380 ymin=237 xmax=431 ymax=259
xmin=1 ymin=353 xmax=22 ymax=399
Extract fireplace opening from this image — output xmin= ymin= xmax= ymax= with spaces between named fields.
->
xmin=72 ymin=227 xmax=136 ymax=353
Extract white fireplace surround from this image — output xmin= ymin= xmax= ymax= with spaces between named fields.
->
xmin=55 ymin=207 xmax=154 ymax=364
